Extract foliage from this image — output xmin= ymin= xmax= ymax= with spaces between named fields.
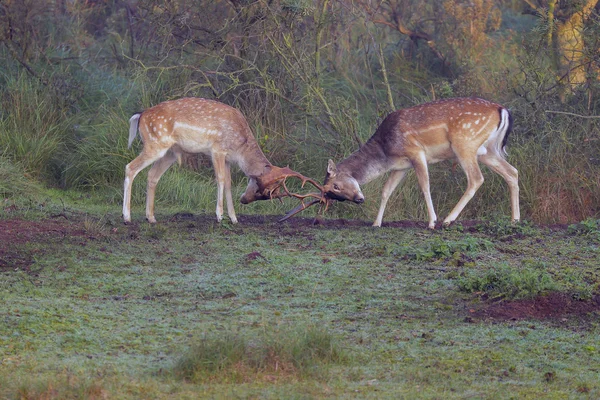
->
xmin=0 ymin=0 xmax=599 ymax=224
xmin=0 ymin=73 xmax=74 ymax=180
xmin=568 ymin=218 xmax=600 ymax=240
xmin=394 ymin=236 xmax=494 ymax=262
xmin=475 ymin=218 xmax=536 ymax=237
xmin=457 ymin=263 xmax=558 ymax=299
xmin=0 ymin=156 xmax=41 ymax=199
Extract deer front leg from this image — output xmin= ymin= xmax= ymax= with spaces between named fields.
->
xmin=145 ymin=151 xmax=177 ymax=223
xmin=411 ymin=154 xmax=437 ymax=229
xmin=223 ymin=161 xmax=238 ymax=224
xmin=212 ymin=152 xmax=228 ymax=223
xmin=373 ymin=170 xmax=407 ymax=227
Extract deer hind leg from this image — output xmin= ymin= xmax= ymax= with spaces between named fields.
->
xmin=123 ymin=149 xmax=167 ymax=223
xmin=212 ymin=152 xmax=236 ymax=223
xmin=479 ymin=153 xmax=520 ymax=222
xmin=411 ymin=153 xmax=438 ymax=229
xmin=443 ymin=152 xmax=484 ymax=226
xmin=145 ymin=151 xmax=178 ymax=223
xmin=373 ymin=169 xmax=408 ymax=227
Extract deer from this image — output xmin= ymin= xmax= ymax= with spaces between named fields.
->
xmin=280 ymin=97 xmax=520 ymax=229
xmin=123 ymin=97 xmax=322 ymax=224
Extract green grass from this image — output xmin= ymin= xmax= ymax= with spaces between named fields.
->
xmin=1 ymin=191 xmax=599 ymax=399
xmin=0 ymin=156 xmax=42 ymax=199
xmin=457 ymin=263 xmax=558 ymax=299
xmin=174 ymin=325 xmax=346 ymax=383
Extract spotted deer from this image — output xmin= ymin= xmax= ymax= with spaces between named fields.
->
xmin=123 ymin=98 xmax=321 ymax=224
xmin=281 ymin=97 xmax=520 ymax=228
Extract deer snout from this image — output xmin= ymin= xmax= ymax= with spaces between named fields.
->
xmin=354 ymin=193 xmax=365 ymax=204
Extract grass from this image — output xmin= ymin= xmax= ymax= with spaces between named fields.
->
xmin=174 ymin=325 xmax=345 ymax=383
xmin=457 ymin=263 xmax=558 ymax=299
xmin=1 ymin=189 xmax=599 ymax=398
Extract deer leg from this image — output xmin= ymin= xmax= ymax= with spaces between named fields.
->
xmin=479 ymin=154 xmax=520 ymax=222
xmin=123 ymin=150 xmax=167 ymax=223
xmin=411 ymin=154 xmax=437 ymax=229
xmin=444 ymin=154 xmax=484 ymax=226
xmin=211 ymin=152 xmax=229 ymax=223
xmin=145 ymin=151 xmax=178 ymax=223
xmin=373 ymin=169 xmax=408 ymax=227
xmin=223 ymin=161 xmax=238 ymax=224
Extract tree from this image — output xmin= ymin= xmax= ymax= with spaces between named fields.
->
xmin=524 ymin=0 xmax=600 ymax=98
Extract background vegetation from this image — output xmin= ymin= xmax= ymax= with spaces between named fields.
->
xmin=1 ymin=0 xmax=600 ymax=223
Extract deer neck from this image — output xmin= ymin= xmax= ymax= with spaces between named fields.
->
xmin=337 ymin=138 xmax=389 ymax=185
xmin=237 ymin=141 xmax=273 ymax=178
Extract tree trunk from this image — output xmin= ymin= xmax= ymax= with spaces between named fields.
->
xmin=552 ymin=0 xmax=599 ymax=97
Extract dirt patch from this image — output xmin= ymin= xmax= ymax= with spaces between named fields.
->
xmin=0 ymin=217 xmax=87 ymax=246
xmin=470 ymin=292 xmax=600 ymax=322
xmin=0 ymin=217 xmax=88 ymax=271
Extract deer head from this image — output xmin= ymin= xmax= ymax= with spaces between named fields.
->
xmin=277 ymin=161 xmax=367 ymax=222
xmin=322 ymin=159 xmax=365 ymax=204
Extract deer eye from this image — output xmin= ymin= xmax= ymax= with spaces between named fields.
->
xmin=333 ymin=184 xmax=340 ymax=191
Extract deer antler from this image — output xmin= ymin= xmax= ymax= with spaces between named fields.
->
xmin=256 ymin=166 xmax=324 ymax=201
xmin=278 ymin=197 xmax=332 ymax=222
xmin=254 ymin=166 xmax=330 ymax=222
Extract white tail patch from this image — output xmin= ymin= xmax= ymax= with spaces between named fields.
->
xmin=495 ymin=108 xmax=510 ymax=157
xmin=128 ymin=113 xmax=141 ymax=149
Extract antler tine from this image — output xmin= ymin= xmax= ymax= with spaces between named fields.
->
xmin=280 ymin=177 xmax=323 ymax=201
xmin=279 ymin=196 xmax=333 ymax=222
xmin=278 ymin=199 xmax=321 ymax=222
xmin=276 ymin=168 xmax=324 ymax=194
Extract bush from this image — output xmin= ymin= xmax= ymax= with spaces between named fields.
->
xmin=0 ymin=74 xmax=73 ymax=181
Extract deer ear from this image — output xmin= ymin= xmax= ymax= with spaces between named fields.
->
xmin=327 ymin=159 xmax=337 ymax=176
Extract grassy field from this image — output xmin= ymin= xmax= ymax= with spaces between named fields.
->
xmin=1 ymin=193 xmax=599 ymax=399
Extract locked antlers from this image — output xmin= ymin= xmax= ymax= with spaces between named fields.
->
xmin=251 ymin=166 xmax=330 ymax=221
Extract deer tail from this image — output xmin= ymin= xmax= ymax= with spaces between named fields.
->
xmin=128 ymin=113 xmax=142 ymax=149
xmin=497 ymin=107 xmax=513 ymax=157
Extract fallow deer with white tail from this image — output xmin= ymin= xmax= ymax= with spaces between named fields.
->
xmin=123 ymin=98 xmax=322 ymax=224
xmin=281 ymin=97 xmax=520 ymax=228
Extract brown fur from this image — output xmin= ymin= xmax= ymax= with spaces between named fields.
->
xmin=324 ymin=97 xmax=519 ymax=228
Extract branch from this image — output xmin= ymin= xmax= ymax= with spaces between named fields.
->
xmin=545 ymin=110 xmax=600 ymax=118
xmin=1 ymin=41 xmax=47 ymax=84
xmin=522 ymin=0 xmax=541 ymax=12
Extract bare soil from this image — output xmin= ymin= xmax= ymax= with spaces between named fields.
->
xmin=1 ymin=214 xmax=599 ymax=323
xmin=471 ymin=292 xmax=600 ymax=322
